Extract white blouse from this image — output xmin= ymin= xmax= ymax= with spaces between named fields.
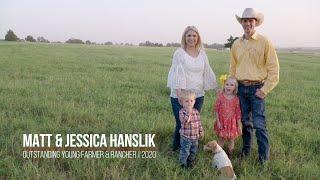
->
xmin=167 ymin=48 xmax=217 ymax=98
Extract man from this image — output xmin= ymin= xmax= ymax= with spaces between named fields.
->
xmin=230 ymin=8 xmax=279 ymax=164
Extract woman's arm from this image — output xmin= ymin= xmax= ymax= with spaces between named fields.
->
xmin=202 ymin=51 xmax=218 ymax=91
xmin=167 ymin=49 xmax=187 ymax=91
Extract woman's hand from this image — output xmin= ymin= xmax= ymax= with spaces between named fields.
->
xmin=176 ymin=89 xmax=182 ymax=105
xmin=176 ymin=89 xmax=182 ymax=98
xmin=215 ymin=88 xmax=222 ymax=95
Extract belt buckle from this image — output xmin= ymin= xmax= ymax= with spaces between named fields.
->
xmin=242 ymin=80 xmax=251 ymax=86
xmin=241 ymin=80 xmax=261 ymax=86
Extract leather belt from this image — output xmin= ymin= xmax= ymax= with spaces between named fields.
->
xmin=238 ymin=80 xmax=264 ymax=86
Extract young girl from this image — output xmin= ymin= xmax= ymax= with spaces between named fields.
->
xmin=213 ymin=76 xmax=242 ymax=157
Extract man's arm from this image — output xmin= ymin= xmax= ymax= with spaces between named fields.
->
xmin=260 ymin=40 xmax=279 ymax=95
xmin=229 ymin=44 xmax=237 ymax=77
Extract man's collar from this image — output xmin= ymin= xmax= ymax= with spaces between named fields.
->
xmin=241 ymin=32 xmax=258 ymax=41
xmin=251 ymin=32 xmax=258 ymax=40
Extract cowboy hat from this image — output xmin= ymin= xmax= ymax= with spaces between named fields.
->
xmin=236 ymin=8 xmax=264 ymax=26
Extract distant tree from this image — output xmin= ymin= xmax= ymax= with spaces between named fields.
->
xmin=224 ymin=35 xmax=239 ymax=48
xmin=104 ymin=41 xmax=113 ymax=45
xmin=85 ymin=40 xmax=91 ymax=44
xmin=204 ymin=43 xmax=225 ymax=50
xmin=37 ymin=36 xmax=50 ymax=43
xmin=65 ymin=38 xmax=84 ymax=44
xmin=25 ymin=35 xmax=36 ymax=42
xmin=124 ymin=43 xmax=133 ymax=46
xmin=145 ymin=41 xmax=151 ymax=46
xmin=166 ymin=42 xmax=180 ymax=47
xmin=139 ymin=41 xmax=164 ymax=47
xmin=5 ymin=29 xmax=18 ymax=41
xmin=154 ymin=43 xmax=163 ymax=47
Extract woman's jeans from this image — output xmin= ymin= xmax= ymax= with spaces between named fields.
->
xmin=170 ymin=96 xmax=204 ymax=151
xmin=238 ymin=84 xmax=269 ymax=163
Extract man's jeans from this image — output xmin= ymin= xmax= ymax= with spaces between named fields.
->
xmin=238 ymin=84 xmax=269 ymax=162
xmin=179 ymin=136 xmax=198 ymax=167
xmin=170 ymin=96 xmax=204 ymax=151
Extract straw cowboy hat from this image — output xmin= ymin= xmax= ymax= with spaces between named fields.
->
xmin=236 ymin=8 xmax=264 ymax=26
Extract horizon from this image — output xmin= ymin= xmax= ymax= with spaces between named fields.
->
xmin=1 ymin=0 xmax=319 ymax=48
xmin=2 ymin=39 xmax=320 ymax=49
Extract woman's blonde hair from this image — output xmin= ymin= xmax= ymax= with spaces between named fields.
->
xmin=181 ymin=26 xmax=202 ymax=51
xmin=222 ymin=77 xmax=238 ymax=95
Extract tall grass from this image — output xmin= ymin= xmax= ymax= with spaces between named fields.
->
xmin=0 ymin=42 xmax=319 ymax=179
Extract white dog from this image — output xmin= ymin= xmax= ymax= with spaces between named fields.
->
xmin=204 ymin=140 xmax=237 ymax=179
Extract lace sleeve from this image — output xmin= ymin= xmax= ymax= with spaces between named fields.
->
xmin=203 ymin=51 xmax=218 ymax=90
xmin=167 ymin=48 xmax=187 ymax=89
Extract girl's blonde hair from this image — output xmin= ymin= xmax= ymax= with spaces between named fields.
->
xmin=181 ymin=26 xmax=202 ymax=52
xmin=179 ymin=90 xmax=196 ymax=102
xmin=222 ymin=77 xmax=238 ymax=95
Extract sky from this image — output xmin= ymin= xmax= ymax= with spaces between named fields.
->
xmin=0 ymin=0 xmax=319 ymax=47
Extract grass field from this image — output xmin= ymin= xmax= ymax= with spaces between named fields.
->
xmin=0 ymin=41 xmax=319 ymax=179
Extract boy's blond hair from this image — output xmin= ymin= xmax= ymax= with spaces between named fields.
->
xmin=179 ymin=90 xmax=196 ymax=103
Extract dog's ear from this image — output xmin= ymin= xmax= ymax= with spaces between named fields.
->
xmin=210 ymin=140 xmax=217 ymax=151
xmin=203 ymin=142 xmax=211 ymax=151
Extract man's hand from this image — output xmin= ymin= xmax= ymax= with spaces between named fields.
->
xmin=238 ymin=124 xmax=242 ymax=135
xmin=255 ymin=89 xmax=266 ymax=99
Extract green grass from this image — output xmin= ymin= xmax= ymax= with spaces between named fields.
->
xmin=0 ymin=42 xmax=319 ymax=179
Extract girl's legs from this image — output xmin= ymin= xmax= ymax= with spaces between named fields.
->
xmin=217 ymin=137 xmax=225 ymax=148
xmin=227 ymin=139 xmax=235 ymax=157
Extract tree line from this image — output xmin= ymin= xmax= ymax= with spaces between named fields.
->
xmin=5 ymin=30 xmax=51 ymax=43
xmin=3 ymin=29 xmax=239 ymax=48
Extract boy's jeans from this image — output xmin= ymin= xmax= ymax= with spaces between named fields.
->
xmin=179 ymin=136 xmax=198 ymax=167
xmin=238 ymin=83 xmax=269 ymax=162
xmin=170 ymin=96 xmax=204 ymax=151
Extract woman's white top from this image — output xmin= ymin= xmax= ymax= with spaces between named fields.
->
xmin=167 ymin=47 xmax=217 ymax=98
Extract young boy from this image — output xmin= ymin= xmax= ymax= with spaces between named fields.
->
xmin=178 ymin=90 xmax=204 ymax=168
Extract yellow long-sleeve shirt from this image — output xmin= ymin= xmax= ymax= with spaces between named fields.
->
xmin=230 ymin=33 xmax=279 ymax=95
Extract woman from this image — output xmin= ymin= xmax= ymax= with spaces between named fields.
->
xmin=167 ymin=26 xmax=218 ymax=151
